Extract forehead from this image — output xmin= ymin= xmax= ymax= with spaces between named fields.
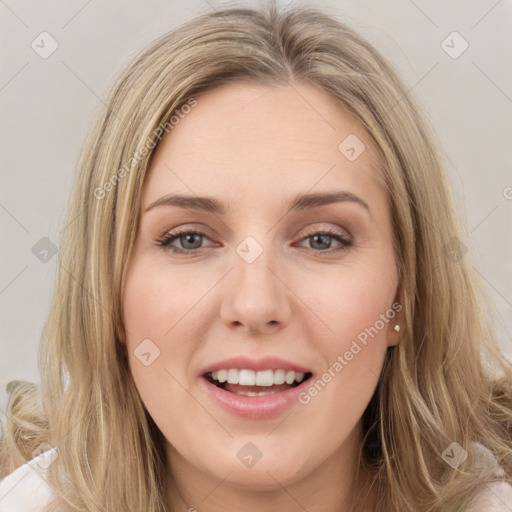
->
xmin=143 ymin=80 xmax=385 ymax=210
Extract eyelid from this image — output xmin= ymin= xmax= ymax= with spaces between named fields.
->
xmin=299 ymin=223 xmax=351 ymax=240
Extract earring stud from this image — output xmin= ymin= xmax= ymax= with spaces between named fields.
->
xmin=393 ymin=324 xmax=400 ymax=332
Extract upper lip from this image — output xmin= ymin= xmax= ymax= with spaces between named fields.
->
xmin=200 ymin=356 xmax=312 ymax=376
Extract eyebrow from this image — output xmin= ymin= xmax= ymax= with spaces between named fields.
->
xmin=144 ymin=190 xmax=371 ymax=216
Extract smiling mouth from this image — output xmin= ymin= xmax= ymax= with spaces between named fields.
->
xmin=204 ymin=371 xmax=313 ymax=396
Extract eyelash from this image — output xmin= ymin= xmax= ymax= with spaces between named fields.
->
xmin=156 ymin=226 xmax=353 ymax=255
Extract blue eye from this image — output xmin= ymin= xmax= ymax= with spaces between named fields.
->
xmin=157 ymin=227 xmax=352 ymax=255
xmin=298 ymin=228 xmax=352 ymax=252
xmin=158 ymin=230 xmax=210 ymax=254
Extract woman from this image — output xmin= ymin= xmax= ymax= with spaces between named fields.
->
xmin=1 ymin=2 xmax=511 ymax=511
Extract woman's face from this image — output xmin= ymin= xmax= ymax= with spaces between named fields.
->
xmin=121 ymin=80 xmax=401 ymax=495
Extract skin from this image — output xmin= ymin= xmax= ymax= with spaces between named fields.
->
xmin=120 ymin=80 xmax=402 ymax=512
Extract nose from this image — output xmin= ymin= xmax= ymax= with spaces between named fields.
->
xmin=220 ymin=244 xmax=292 ymax=334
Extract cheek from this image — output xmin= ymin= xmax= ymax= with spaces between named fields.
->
xmin=291 ymin=270 xmax=395 ymax=445
xmin=297 ymin=262 xmax=396 ymax=395
xmin=122 ymin=256 xmax=200 ymax=340
xmin=303 ymin=261 xmax=397 ymax=345
xmin=122 ymin=257 xmax=213 ymax=434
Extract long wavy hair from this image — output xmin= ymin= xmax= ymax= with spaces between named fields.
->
xmin=1 ymin=2 xmax=511 ymax=510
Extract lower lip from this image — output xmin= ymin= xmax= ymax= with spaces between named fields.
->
xmin=200 ymin=375 xmax=312 ymax=420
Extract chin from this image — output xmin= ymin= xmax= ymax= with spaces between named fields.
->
xmin=202 ymin=449 xmax=311 ymax=491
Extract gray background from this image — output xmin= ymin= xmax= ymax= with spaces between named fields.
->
xmin=1 ymin=0 xmax=511 ymax=417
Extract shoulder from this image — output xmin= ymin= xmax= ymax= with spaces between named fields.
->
xmin=465 ymin=442 xmax=512 ymax=512
xmin=0 ymin=448 xmax=57 ymax=512
xmin=466 ymin=480 xmax=512 ymax=511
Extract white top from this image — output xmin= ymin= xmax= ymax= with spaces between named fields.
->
xmin=0 ymin=448 xmax=58 ymax=512
xmin=0 ymin=443 xmax=511 ymax=511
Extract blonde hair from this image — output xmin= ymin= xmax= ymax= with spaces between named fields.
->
xmin=1 ymin=2 xmax=511 ymax=510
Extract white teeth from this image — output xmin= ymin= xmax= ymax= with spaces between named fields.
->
xmin=255 ymin=369 xmax=273 ymax=386
xmin=285 ymin=372 xmax=296 ymax=385
xmin=239 ymin=369 xmax=256 ymax=386
xmin=236 ymin=389 xmax=282 ymax=396
xmin=273 ymin=369 xmax=286 ymax=385
xmin=227 ymin=369 xmax=239 ymax=384
xmin=209 ymin=369 xmax=308 ymax=386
